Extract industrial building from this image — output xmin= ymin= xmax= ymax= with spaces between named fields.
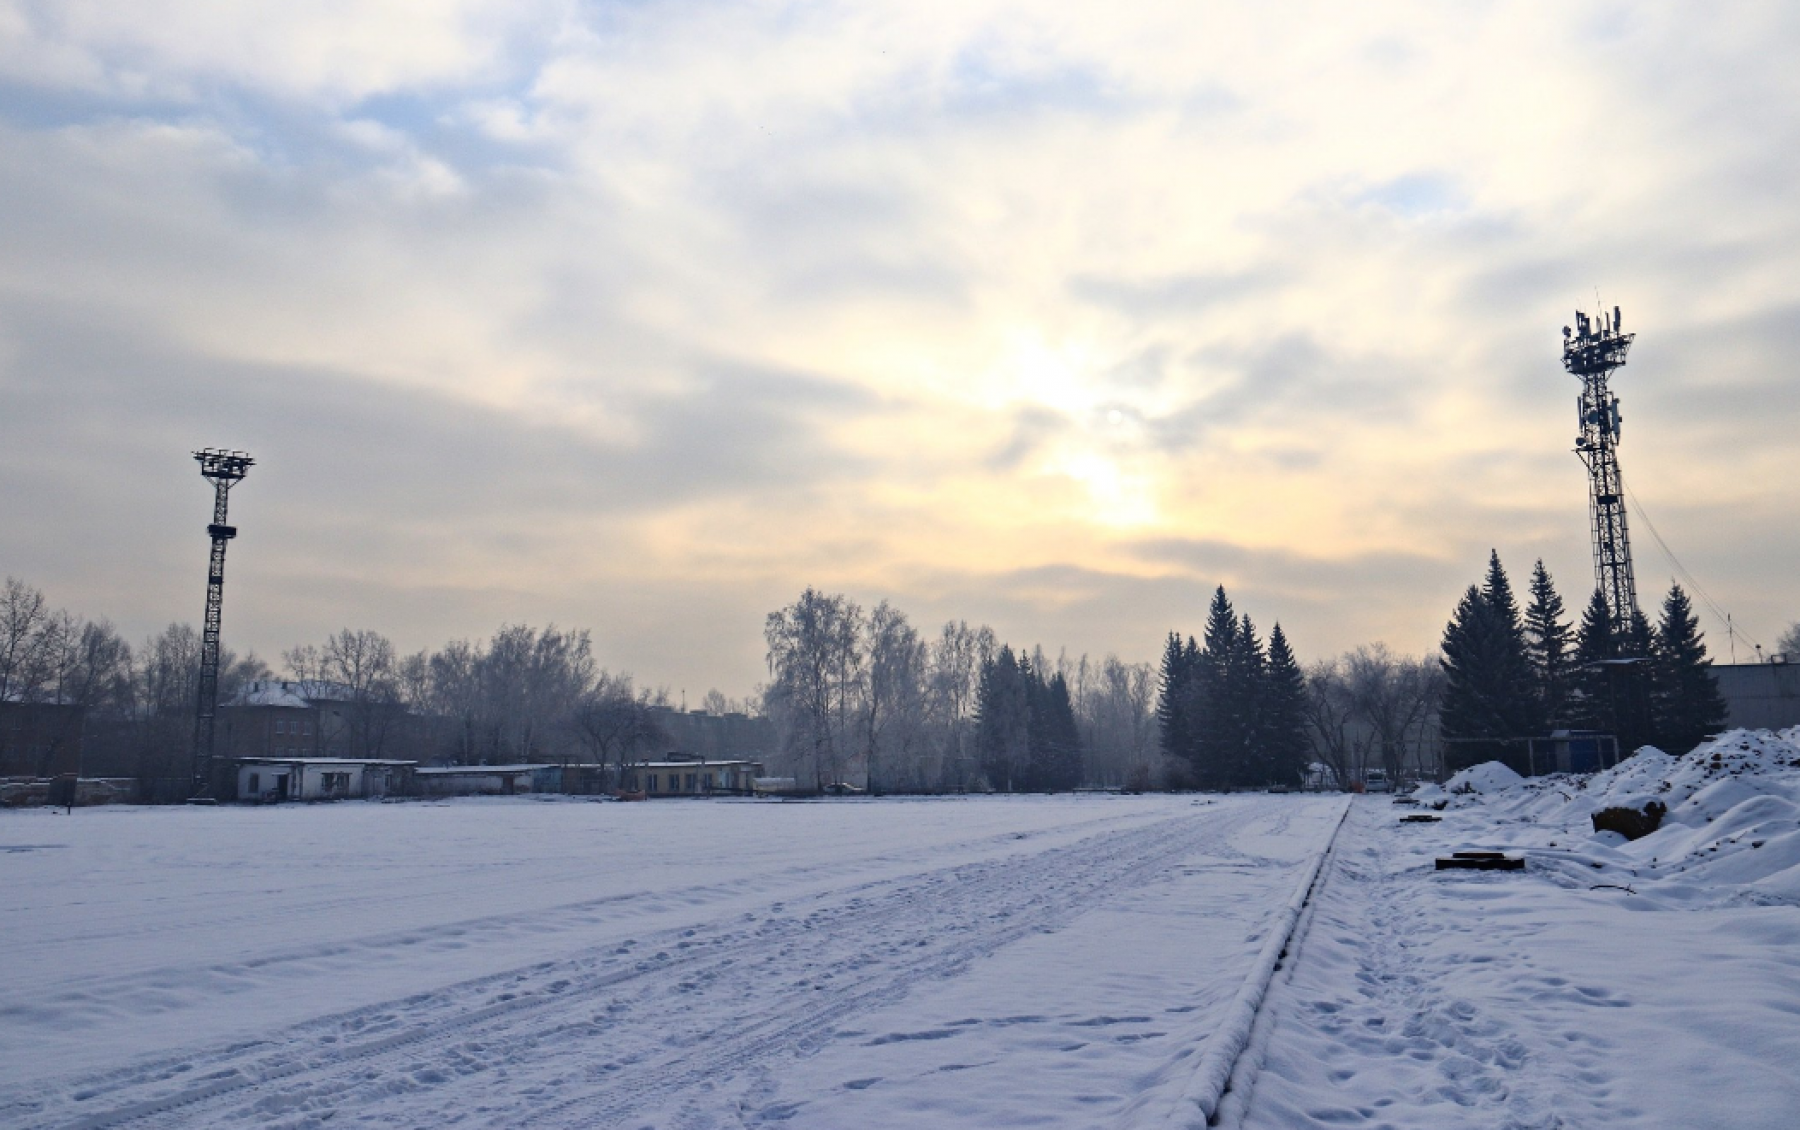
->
xmin=620 ymin=758 xmax=766 ymax=796
xmin=235 ymin=756 xmax=414 ymax=802
xmin=1714 ymin=662 xmax=1800 ymax=731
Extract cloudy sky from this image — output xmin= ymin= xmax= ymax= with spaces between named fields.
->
xmin=3 ymin=1 xmax=1797 ymax=698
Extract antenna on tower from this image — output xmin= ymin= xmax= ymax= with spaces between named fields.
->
xmin=1561 ymin=305 xmax=1637 ymax=630
xmin=191 ymin=448 xmax=254 ymax=799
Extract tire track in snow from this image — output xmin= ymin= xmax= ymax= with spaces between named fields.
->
xmin=25 ymin=802 xmax=1270 ymax=1130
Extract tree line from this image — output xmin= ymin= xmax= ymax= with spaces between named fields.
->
xmin=1439 ymin=552 xmax=1727 ymax=772
xmin=1 ymin=576 xmax=680 ymax=792
xmin=1155 ymin=586 xmax=1309 ymax=788
xmin=8 ymin=557 xmax=1747 ymax=801
xmin=760 ymin=588 xmax=1158 ymax=792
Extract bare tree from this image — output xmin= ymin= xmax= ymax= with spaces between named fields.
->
xmin=1073 ymin=654 xmax=1158 ymax=788
xmin=1344 ymin=644 xmax=1443 ymax=783
xmin=1305 ymin=648 xmax=1444 ymax=789
xmin=763 ymin=589 xmax=865 ymax=789
xmin=0 ymin=577 xmax=53 ymax=702
xmin=924 ymin=620 xmax=993 ymax=791
xmin=572 ymin=671 xmax=668 ymax=784
xmin=1778 ymin=622 xmax=1800 ymax=663
xmin=320 ymin=629 xmax=401 ymax=758
xmin=864 ymin=602 xmax=927 ymax=792
xmin=1304 ymin=659 xmax=1370 ymax=791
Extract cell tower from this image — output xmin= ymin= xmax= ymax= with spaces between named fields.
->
xmin=191 ymin=448 xmax=254 ymax=797
xmin=1562 ymin=306 xmax=1638 ymax=628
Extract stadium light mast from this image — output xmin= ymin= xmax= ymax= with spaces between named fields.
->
xmin=1562 ymin=305 xmax=1638 ymax=629
xmin=191 ymin=448 xmax=254 ymax=797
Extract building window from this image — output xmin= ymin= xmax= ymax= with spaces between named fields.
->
xmin=248 ymin=773 xmax=260 ymax=792
xmin=684 ymin=773 xmax=696 ymax=792
xmin=276 ymin=719 xmax=286 ymax=735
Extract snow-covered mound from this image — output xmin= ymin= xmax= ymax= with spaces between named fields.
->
xmin=1444 ymin=761 xmax=1524 ymax=795
xmin=1442 ymin=729 xmax=1800 ymax=904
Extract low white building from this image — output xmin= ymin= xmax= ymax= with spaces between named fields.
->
xmin=412 ymin=764 xmax=548 ymax=797
xmin=235 ymin=757 xmax=414 ymax=802
xmin=621 ymin=759 xmax=764 ymax=796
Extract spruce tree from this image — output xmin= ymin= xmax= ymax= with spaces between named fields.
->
xmin=1262 ymin=623 xmax=1310 ymax=787
xmin=975 ymin=646 xmax=1028 ymax=791
xmin=1441 ymin=584 xmax=1500 ymax=771
xmin=1612 ymin=608 xmax=1660 ymax=756
xmin=1441 ymin=553 xmax=1539 ymax=774
xmin=1156 ymin=632 xmax=1192 ymax=767
xmin=1569 ymin=590 xmax=1614 ymax=734
xmin=1038 ymin=671 xmax=1084 ymax=789
xmin=1193 ymin=586 xmax=1239 ymax=787
xmin=1232 ymin=614 xmax=1267 ymax=786
xmin=1654 ymin=583 xmax=1727 ymax=754
xmin=1523 ymin=560 xmax=1574 ymax=730
xmin=1481 ymin=550 xmax=1539 ymax=738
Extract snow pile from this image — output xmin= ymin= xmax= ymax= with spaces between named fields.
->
xmin=1444 ymin=761 xmax=1524 ymax=795
xmin=1446 ymin=729 xmax=1800 ymax=903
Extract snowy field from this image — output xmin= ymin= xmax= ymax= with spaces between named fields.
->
xmin=0 ymin=794 xmax=1344 ymax=1128
xmin=3 ymin=750 xmax=1798 ymax=1130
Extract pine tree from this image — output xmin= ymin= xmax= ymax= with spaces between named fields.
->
xmin=1156 ymin=632 xmax=1192 ymax=767
xmin=1613 ymin=608 xmax=1660 ymax=756
xmin=1441 ymin=553 xmax=1540 ymax=774
xmin=1481 ymin=550 xmax=1539 ymax=738
xmin=1036 ymin=671 xmax=1084 ymax=790
xmin=1523 ymin=560 xmax=1573 ymax=730
xmin=975 ymin=646 xmax=1028 ymax=791
xmin=1569 ymin=590 xmax=1613 ymax=734
xmin=1654 ymin=583 xmax=1727 ymax=754
xmin=1192 ymin=586 xmax=1239 ymax=787
xmin=1441 ymin=584 xmax=1500 ymax=771
xmin=1230 ymin=614 xmax=1267 ymax=786
xmin=1262 ymin=623 xmax=1310 ymax=787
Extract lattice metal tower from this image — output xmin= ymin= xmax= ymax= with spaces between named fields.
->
xmin=192 ymin=449 xmax=254 ymax=796
xmin=1562 ymin=306 xmax=1638 ymax=627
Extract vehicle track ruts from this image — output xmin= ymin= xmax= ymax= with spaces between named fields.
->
xmin=27 ymin=802 xmax=1273 ymax=1129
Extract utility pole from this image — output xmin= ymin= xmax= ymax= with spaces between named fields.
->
xmin=191 ymin=449 xmax=254 ymax=798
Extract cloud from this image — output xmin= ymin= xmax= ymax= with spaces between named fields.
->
xmin=3 ymin=0 xmax=1800 ymax=690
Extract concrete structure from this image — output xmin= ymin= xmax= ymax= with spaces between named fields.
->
xmin=413 ymin=764 xmax=548 ymax=797
xmin=235 ymin=757 xmax=413 ymax=802
xmin=0 ymin=776 xmax=132 ymax=808
xmin=1714 ymin=662 xmax=1800 ymax=731
xmin=622 ymin=758 xmax=764 ymax=796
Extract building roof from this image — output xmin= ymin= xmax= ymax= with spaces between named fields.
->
xmin=233 ymin=756 xmax=416 ymax=767
xmin=629 ymin=759 xmax=762 ymax=769
xmin=413 ymin=764 xmax=552 ymax=775
xmin=230 ymin=679 xmax=370 ymax=708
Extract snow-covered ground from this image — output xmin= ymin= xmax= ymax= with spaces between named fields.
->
xmin=1240 ymin=730 xmax=1800 ymax=1130
xmin=4 ymin=748 xmax=1797 ymax=1130
xmin=0 ymin=794 xmax=1344 ymax=1128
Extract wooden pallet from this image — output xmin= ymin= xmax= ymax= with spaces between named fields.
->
xmin=1435 ymin=850 xmax=1523 ymax=871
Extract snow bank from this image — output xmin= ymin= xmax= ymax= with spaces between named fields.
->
xmin=1443 ymin=729 xmax=1800 ymax=902
xmin=1444 ymin=761 xmax=1523 ymax=795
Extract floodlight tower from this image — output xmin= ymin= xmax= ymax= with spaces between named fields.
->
xmin=1562 ymin=306 xmax=1638 ymax=628
xmin=191 ymin=448 xmax=254 ymax=796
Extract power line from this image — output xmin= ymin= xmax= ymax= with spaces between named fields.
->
xmin=1622 ymin=482 xmax=1759 ymax=651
